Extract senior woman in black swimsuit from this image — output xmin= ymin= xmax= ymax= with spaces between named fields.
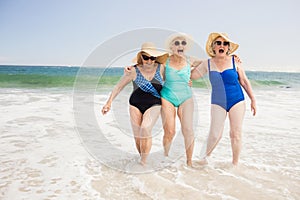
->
xmin=101 ymin=42 xmax=168 ymax=165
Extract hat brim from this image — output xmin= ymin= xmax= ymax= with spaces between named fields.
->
xmin=205 ymin=32 xmax=239 ymax=57
xmin=165 ymin=32 xmax=193 ymax=52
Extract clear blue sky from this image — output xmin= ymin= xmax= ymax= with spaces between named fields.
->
xmin=0 ymin=0 xmax=299 ymax=72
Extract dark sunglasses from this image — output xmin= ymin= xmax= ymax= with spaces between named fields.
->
xmin=141 ymin=54 xmax=156 ymax=61
xmin=174 ymin=40 xmax=187 ymax=46
xmin=214 ymin=41 xmax=230 ymax=46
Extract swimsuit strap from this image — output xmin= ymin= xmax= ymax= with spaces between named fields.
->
xmin=208 ymin=59 xmax=211 ymax=71
xmin=153 ymin=64 xmax=164 ymax=85
xmin=134 ymin=65 xmax=161 ymax=98
xmin=232 ymin=56 xmax=236 ymax=70
xmin=165 ymin=58 xmax=170 ymax=68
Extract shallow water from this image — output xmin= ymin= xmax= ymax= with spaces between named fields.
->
xmin=0 ymin=87 xmax=299 ymax=199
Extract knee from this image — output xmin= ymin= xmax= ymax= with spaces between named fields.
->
xmin=182 ymin=127 xmax=194 ymax=138
xmin=230 ymin=129 xmax=242 ymax=140
xmin=139 ymin=126 xmax=151 ymax=138
xmin=163 ymin=128 xmax=176 ymax=140
xmin=209 ymin=129 xmax=222 ymax=141
xmin=182 ymin=126 xmax=194 ymax=134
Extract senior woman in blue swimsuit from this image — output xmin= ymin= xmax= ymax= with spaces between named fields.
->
xmin=191 ymin=32 xmax=257 ymax=166
xmin=102 ymin=42 xmax=168 ymax=165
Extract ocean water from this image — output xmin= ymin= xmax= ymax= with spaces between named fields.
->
xmin=0 ymin=65 xmax=300 ymax=199
xmin=0 ymin=65 xmax=299 ymax=89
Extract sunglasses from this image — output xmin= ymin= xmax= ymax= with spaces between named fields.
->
xmin=141 ymin=54 xmax=156 ymax=61
xmin=174 ymin=40 xmax=187 ymax=46
xmin=214 ymin=41 xmax=230 ymax=46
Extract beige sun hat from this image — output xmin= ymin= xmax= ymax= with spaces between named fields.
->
xmin=206 ymin=32 xmax=239 ymax=57
xmin=165 ymin=32 xmax=193 ymax=52
xmin=133 ymin=42 xmax=169 ymax=64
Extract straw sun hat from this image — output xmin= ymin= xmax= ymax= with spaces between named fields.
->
xmin=133 ymin=42 xmax=169 ymax=64
xmin=206 ymin=32 xmax=239 ymax=57
xmin=165 ymin=32 xmax=193 ymax=51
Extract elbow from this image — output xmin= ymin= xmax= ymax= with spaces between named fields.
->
xmin=239 ymin=78 xmax=249 ymax=88
xmin=240 ymin=81 xmax=247 ymax=88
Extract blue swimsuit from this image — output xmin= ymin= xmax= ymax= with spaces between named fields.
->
xmin=208 ymin=56 xmax=245 ymax=112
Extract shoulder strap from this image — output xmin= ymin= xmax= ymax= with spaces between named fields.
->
xmin=153 ymin=64 xmax=164 ymax=85
xmin=232 ymin=56 xmax=236 ymax=70
xmin=134 ymin=64 xmax=140 ymax=74
xmin=165 ymin=58 xmax=170 ymax=67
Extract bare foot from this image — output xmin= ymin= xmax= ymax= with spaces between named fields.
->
xmin=187 ymin=160 xmax=192 ymax=167
xmin=196 ymin=158 xmax=208 ymax=166
xmin=163 ymin=144 xmax=171 ymax=157
xmin=140 ymin=160 xmax=146 ymax=166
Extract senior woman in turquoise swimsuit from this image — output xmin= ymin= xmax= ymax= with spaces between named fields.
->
xmin=191 ymin=32 xmax=256 ymax=166
xmin=161 ymin=33 xmax=198 ymax=167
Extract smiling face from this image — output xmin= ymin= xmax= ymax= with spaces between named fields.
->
xmin=212 ymin=36 xmax=230 ymax=57
xmin=170 ymin=36 xmax=187 ymax=56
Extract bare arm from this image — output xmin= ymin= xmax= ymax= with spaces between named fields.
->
xmin=190 ymin=59 xmax=208 ymax=80
xmin=237 ymin=64 xmax=257 ymax=116
xmin=101 ymin=69 xmax=135 ymax=115
xmin=124 ymin=65 xmax=134 ymax=75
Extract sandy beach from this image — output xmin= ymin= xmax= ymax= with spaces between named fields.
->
xmin=1 ymin=0 xmax=299 ymax=199
xmin=0 ymin=86 xmax=299 ymax=200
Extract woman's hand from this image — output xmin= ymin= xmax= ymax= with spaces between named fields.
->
xmin=192 ymin=60 xmax=203 ymax=68
xmin=233 ymin=54 xmax=242 ymax=64
xmin=101 ymin=103 xmax=111 ymax=115
xmin=188 ymin=79 xmax=193 ymax=87
xmin=124 ymin=65 xmax=133 ymax=75
xmin=251 ymin=100 xmax=257 ymax=116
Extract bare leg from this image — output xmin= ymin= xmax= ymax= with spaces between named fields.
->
xmin=228 ymin=101 xmax=245 ymax=166
xmin=139 ymin=105 xmax=161 ymax=165
xmin=178 ymin=98 xmax=194 ymax=167
xmin=129 ymin=106 xmax=143 ymax=154
xmin=161 ymin=98 xmax=176 ymax=156
xmin=205 ymin=104 xmax=227 ymax=157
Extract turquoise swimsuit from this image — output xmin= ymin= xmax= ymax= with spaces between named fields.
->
xmin=160 ymin=58 xmax=192 ymax=107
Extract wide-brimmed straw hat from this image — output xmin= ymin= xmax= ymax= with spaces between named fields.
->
xmin=133 ymin=42 xmax=169 ymax=64
xmin=206 ymin=32 xmax=239 ymax=57
xmin=165 ymin=32 xmax=193 ymax=52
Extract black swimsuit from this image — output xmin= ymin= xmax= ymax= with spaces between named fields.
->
xmin=129 ymin=65 xmax=163 ymax=114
